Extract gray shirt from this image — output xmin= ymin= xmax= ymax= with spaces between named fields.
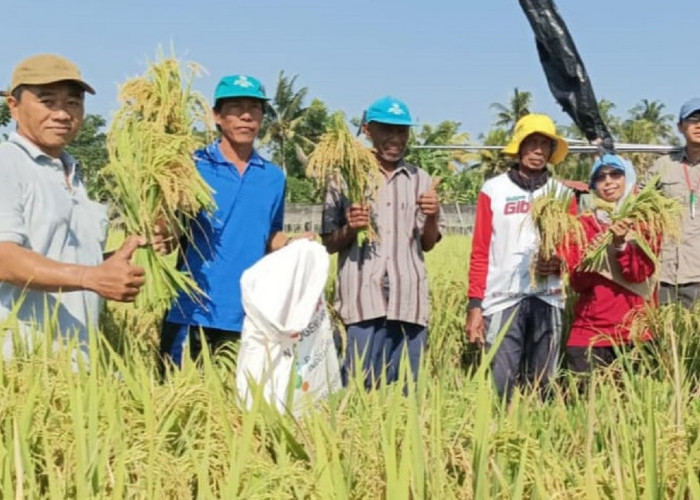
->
xmin=0 ymin=133 xmax=108 ymax=357
xmin=321 ymin=161 xmax=445 ymax=327
xmin=648 ymin=149 xmax=700 ymax=285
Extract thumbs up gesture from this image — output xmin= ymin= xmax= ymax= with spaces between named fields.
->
xmin=82 ymin=235 xmax=147 ymax=302
xmin=418 ymin=177 xmax=441 ymax=217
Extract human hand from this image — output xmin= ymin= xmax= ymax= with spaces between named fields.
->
xmin=83 ymin=236 xmax=146 ymax=302
xmin=465 ymin=307 xmax=485 ymax=346
xmin=418 ymin=177 xmax=441 ymax=217
xmin=151 ymin=217 xmax=177 ymax=255
xmin=346 ymin=203 xmax=370 ymax=230
xmin=610 ymin=219 xmax=632 ymax=247
xmin=535 ymin=254 xmax=562 ymax=276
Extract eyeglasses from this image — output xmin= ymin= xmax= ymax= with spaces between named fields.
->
xmin=593 ymin=170 xmax=624 ymax=183
xmin=684 ymin=115 xmax=700 ymax=124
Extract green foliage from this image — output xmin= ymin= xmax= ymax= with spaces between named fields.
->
xmin=478 ymin=127 xmax=511 ymax=179
xmin=0 ymin=100 xmax=10 ymax=128
xmin=285 ymin=175 xmax=320 ymax=203
xmin=405 ymin=121 xmax=481 ymax=203
xmin=2 ymin=235 xmax=700 ymax=497
xmin=65 ymin=114 xmax=109 ymax=200
xmin=260 ymin=72 xmax=315 ymax=176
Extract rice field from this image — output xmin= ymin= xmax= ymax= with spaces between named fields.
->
xmin=1 ymin=234 xmax=700 ymax=498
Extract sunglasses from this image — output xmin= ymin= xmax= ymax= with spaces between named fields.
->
xmin=593 ymin=170 xmax=625 ymax=183
xmin=684 ymin=115 xmax=700 ymax=124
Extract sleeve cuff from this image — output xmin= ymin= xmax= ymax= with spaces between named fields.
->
xmin=467 ymin=298 xmax=483 ymax=310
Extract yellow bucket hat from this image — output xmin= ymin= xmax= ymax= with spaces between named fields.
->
xmin=502 ymin=113 xmax=568 ymax=165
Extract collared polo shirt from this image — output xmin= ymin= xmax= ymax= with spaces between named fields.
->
xmin=167 ymin=140 xmax=286 ymax=332
xmin=0 ymin=133 xmax=108 ymax=356
xmin=321 ymin=161 xmax=445 ymax=327
xmin=649 ymin=149 xmax=700 ymax=284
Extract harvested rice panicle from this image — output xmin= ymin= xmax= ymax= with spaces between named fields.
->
xmin=103 ymin=48 xmax=215 ymax=311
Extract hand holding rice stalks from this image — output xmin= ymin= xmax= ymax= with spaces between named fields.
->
xmin=306 ymin=112 xmax=382 ymax=246
xmin=103 ymin=49 xmax=215 ymax=312
xmin=579 ymin=176 xmax=681 ymax=272
xmin=529 ymin=188 xmax=583 ymax=287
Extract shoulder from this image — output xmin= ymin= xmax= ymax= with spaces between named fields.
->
xmin=481 ymin=172 xmax=509 ymax=195
xmin=0 ymin=141 xmax=25 ymax=163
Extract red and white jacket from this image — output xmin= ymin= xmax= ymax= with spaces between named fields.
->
xmin=468 ymin=172 xmax=575 ymax=317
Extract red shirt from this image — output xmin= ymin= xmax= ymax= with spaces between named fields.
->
xmin=560 ymin=214 xmax=656 ymax=347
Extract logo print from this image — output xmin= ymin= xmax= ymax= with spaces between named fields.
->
xmin=234 ymin=75 xmax=254 ymax=88
xmin=387 ymin=102 xmax=405 ymax=115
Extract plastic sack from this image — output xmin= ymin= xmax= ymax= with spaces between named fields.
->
xmin=519 ymin=0 xmax=614 ymax=152
xmin=236 ymin=239 xmax=340 ymax=415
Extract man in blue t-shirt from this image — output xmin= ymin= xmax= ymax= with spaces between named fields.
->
xmin=161 ymin=74 xmax=291 ymax=366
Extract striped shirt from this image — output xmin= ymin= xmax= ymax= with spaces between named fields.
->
xmin=321 ymin=161 xmax=445 ymax=327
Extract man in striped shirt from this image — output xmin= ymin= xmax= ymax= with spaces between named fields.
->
xmin=321 ymin=96 xmax=445 ymax=389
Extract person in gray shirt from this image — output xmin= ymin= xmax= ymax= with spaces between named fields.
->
xmin=0 ymin=54 xmax=149 ymax=358
xmin=649 ymin=98 xmax=700 ymax=308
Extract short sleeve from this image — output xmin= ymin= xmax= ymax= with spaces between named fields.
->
xmin=0 ymin=147 xmax=27 ymax=245
xmin=321 ymin=179 xmax=350 ymax=235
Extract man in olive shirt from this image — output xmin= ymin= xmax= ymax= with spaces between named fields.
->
xmin=649 ymin=98 xmax=700 ymax=307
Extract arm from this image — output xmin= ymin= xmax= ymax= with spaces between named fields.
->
xmin=465 ymin=191 xmax=492 ymax=345
xmin=417 ymin=178 xmax=442 ymax=252
xmin=616 ymin=241 xmax=656 ymax=283
xmin=0 ymin=237 xmax=146 ymax=302
xmin=320 ymin=184 xmax=365 ymax=255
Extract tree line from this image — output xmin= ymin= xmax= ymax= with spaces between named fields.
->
xmin=0 ymin=78 xmax=680 ymax=205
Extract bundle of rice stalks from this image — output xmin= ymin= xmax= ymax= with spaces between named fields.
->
xmin=579 ymin=176 xmax=682 ymax=272
xmin=103 ymin=48 xmax=215 ymax=311
xmin=306 ymin=112 xmax=383 ymax=246
xmin=529 ymin=188 xmax=584 ymax=287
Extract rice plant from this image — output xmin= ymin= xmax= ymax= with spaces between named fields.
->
xmin=579 ymin=176 xmax=682 ymax=272
xmin=102 ymin=47 xmax=215 ymax=312
xmin=306 ymin=112 xmax=383 ymax=246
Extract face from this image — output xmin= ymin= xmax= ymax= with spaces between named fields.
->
xmin=364 ymin=122 xmax=409 ymax=164
xmin=593 ymin=166 xmax=626 ymax=203
xmin=679 ymin=112 xmax=700 ymax=147
xmin=8 ymin=82 xmax=85 ymax=158
xmin=214 ymin=98 xmax=264 ymax=147
xmin=518 ymin=133 xmax=553 ymax=171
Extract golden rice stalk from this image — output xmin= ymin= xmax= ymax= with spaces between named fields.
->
xmin=529 ymin=188 xmax=584 ymax=287
xmin=579 ymin=175 xmax=682 ymax=272
xmin=103 ymin=48 xmax=215 ymax=312
xmin=306 ymin=112 xmax=383 ymax=246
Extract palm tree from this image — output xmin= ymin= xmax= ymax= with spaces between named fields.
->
xmin=259 ymin=71 xmax=313 ymax=175
xmin=489 ymin=88 xmax=533 ymax=133
xmin=629 ymin=99 xmax=675 ymax=143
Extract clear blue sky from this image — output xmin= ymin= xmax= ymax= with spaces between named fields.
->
xmin=3 ymin=1 xmax=698 ymax=141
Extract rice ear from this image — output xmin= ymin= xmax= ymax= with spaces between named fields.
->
xmin=102 ymin=48 xmax=216 ymax=312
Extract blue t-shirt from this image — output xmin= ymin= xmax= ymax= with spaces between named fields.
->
xmin=167 ymin=141 xmax=286 ymax=331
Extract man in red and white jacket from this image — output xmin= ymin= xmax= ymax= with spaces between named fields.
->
xmin=465 ymin=114 xmax=575 ymax=401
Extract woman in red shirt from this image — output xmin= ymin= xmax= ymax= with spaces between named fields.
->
xmin=561 ymin=154 xmax=656 ymax=373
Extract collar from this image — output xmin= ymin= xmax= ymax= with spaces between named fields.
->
xmin=507 ymin=166 xmax=550 ymax=192
xmin=8 ymin=132 xmax=76 ymax=172
xmin=384 ymin=158 xmax=415 ymax=178
xmin=208 ymin=139 xmax=266 ymax=169
xmin=678 ymin=147 xmax=700 ymax=166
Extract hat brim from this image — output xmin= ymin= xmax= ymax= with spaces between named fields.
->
xmin=502 ymin=131 xmax=568 ymax=165
xmin=366 ymin=117 xmax=414 ymax=126
xmin=11 ymin=78 xmax=95 ymax=95
xmin=214 ymin=92 xmax=270 ymax=102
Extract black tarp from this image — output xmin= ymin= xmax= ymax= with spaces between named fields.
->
xmin=519 ymin=0 xmax=615 ymax=153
